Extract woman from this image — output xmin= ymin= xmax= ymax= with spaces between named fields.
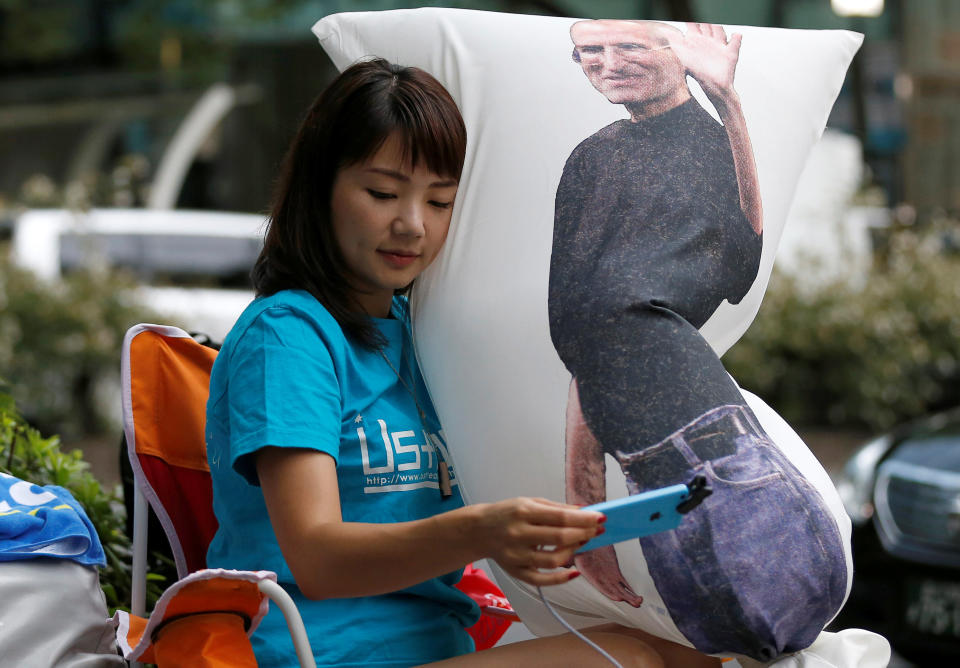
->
xmin=205 ymin=58 xmax=690 ymax=668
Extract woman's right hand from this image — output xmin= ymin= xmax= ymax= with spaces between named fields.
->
xmin=472 ymin=497 xmax=605 ymax=586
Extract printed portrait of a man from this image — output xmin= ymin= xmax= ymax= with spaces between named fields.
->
xmin=548 ymin=20 xmax=848 ymax=661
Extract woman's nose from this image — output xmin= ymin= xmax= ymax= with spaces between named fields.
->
xmin=393 ymin=203 xmax=426 ymax=237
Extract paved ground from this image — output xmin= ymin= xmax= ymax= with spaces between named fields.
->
xmin=795 ymin=428 xmax=872 ymax=479
xmin=71 ymin=434 xmax=123 ymax=488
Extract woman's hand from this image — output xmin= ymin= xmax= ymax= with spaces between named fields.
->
xmin=259 ymin=448 xmax=606 ymax=598
xmin=472 ymin=497 xmax=605 ymax=587
xmin=574 ymin=545 xmax=643 ymax=607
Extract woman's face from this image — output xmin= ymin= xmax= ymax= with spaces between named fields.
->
xmin=330 ymin=133 xmax=458 ymax=317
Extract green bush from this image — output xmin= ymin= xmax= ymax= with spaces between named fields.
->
xmin=725 ymin=223 xmax=960 ymax=430
xmin=0 ymin=389 xmax=167 ymax=612
xmin=0 ymin=254 xmax=159 ymax=438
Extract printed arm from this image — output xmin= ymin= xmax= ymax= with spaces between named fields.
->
xmin=565 ymin=380 xmax=644 ymax=607
xmin=256 ymin=447 xmax=604 ymax=600
xmin=668 ymin=23 xmax=763 ymax=235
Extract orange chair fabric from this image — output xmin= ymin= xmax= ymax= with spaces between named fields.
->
xmin=153 ymin=613 xmax=258 ymax=668
xmin=129 ymin=331 xmax=216 ymax=470
xmin=124 ymin=325 xmax=219 ymax=576
xmin=114 ymin=568 xmax=275 ymax=665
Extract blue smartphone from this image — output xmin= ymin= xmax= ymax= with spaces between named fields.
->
xmin=576 ymin=483 xmax=690 ymax=553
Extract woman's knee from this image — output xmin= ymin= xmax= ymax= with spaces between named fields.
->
xmin=582 ymin=631 xmax=665 ymax=668
xmin=584 ymin=624 xmax=721 ymax=668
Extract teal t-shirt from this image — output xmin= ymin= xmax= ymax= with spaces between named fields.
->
xmin=206 ymin=290 xmax=479 ymax=667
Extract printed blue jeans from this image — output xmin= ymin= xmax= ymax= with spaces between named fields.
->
xmin=614 ymin=405 xmax=848 ymax=662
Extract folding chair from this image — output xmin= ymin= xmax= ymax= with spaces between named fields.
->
xmin=119 ymin=323 xmax=315 ymax=668
xmin=118 ymin=323 xmax=516 ymax=666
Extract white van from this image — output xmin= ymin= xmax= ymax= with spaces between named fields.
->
xmin=11 ymin=208 xmax=265 ymax=341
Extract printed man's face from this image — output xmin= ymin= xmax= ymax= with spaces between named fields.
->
xmin=571 ymin=21 xmax=686 ymax=107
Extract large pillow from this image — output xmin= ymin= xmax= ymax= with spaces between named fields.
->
xmin=314 ymin=8 xmax=867 ymax=663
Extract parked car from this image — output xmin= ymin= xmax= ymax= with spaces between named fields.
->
xmin=832 ymin=407 xmax=960 ymax=665
xmin=10 ymin=207 xmax=265 ymax=341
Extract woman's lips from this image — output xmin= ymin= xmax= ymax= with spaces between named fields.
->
xmin=378 ymin=250 xmax=419 ymax=268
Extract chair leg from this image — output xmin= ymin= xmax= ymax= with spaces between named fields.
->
xmin=131 ymin=486 xmax=149 ymax=668
xmin=258 ymin=579 xmax=317 ymax=668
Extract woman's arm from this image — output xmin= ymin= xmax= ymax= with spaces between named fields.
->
xmin=257 ymin=446 xmax=604 ymax=600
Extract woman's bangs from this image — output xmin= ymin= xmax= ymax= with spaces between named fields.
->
xmin=393 ymin=87 xmax=466 ymax=180
xmin=333 ymin=67 xmax=466 ymax=179
xmin=399 ymin=123 xmax=463 ymax=181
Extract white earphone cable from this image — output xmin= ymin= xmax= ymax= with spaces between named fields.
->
xmin=535 ymin=585 xmax=624 ymax=668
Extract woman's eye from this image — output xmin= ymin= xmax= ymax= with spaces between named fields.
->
xmin=429 ymin=200 xmax=453 ymax=210
xmin=366 ymin=189 xmax=395 ymax=200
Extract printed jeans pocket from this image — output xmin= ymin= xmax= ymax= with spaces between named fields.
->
xmin=704 ymin=445 xmax=784 ymax=487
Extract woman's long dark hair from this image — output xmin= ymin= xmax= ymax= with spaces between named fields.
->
xmin=253 ymin=58 xmax=467 ymax=348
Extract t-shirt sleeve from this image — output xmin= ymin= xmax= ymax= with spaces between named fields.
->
xmin=225 ymin=306 xmax=342 ymax=485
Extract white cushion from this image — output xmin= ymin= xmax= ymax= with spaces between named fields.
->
xmin=314 ymin=8 xmax=867 ymax=661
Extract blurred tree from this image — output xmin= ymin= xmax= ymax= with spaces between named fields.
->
xmin=0 ymin=255 xmax=160 ymax=438
xmin=1 ymin=388 xmax=171 ymax=612
xmin=726 ymin=219 xmax=960 ymax=430
xmin=0 ymin=0 xmax=91 ymax=66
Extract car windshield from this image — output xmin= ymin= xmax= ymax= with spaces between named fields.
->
xmin=59 ymin=231 xmax=260 ymax=289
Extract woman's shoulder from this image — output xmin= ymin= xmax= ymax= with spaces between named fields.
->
xmin=224 ymin=290 xmax=346 ymax=353
xmin=256 ymin=288 xmax=338 ymax=319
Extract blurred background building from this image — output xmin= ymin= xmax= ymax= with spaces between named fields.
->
xmin=0 ymin=0 xmax=922 ymax=217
